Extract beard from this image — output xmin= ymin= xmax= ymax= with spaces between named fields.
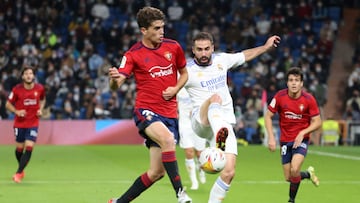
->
xmin=195 ymin=56 xmax=211 ymax=66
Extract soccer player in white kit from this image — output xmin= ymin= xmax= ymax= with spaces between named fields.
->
xmin=184 ymin=32 xmax=280 ymax=203
xmin=177 ymin=87 xmax=207 ymax=190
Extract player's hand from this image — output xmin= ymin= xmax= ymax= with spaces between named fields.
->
xmin=109 ymin=67 xmax=120 ymax=79
xmin=293 ymin=133 xmax=304 ymax=148
xmin=265 ymin=35 xmax=281 ymax=49
xmin=37 ymin=109 xmax=42 ymax=117
xmin=162 ymin=86 xmax=176 ymax=100
xmin=16 ymin=109 xmax=26 ymax=117
xmin=268 ymin=136 xmax=277 ymax=152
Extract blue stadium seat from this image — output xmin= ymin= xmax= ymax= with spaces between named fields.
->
xmin=312 ymin=20 xmax=323 ymax=34
xmin=101 ymin=92 xmax=112 ymax=106
xmin=327 ymin=6 xmax=342 ymax=23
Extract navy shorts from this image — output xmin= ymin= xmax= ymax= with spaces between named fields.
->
xmin=14 ymin=127 xmax=38 ymax=143
xmin=133 ymin=108 xmax=179 ymax=148
xmin=280 ymin=138 xmax=309 ymax=165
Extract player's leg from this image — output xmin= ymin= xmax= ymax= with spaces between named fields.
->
xmin=13 ymin=141 xmax=25 ymax=183
xmin=14 ymin=128 xmax=25 ymax=164
xmin=179 ymin=112 xmax=199 ymax=190
xmin=208 ymin=130 xmax=237 ymax=203
xmin=280 ymin=142 xmax=293 ymax=202
xmin=194 ymin=137 xmax=207 ymax=184
xmin=17 ymin=128 xmax=37 ymax=173
xmin=195 ymin=149 xmax=206 ymax=184
xmin=17 ymin=139 xmax=35 ymax=173
xmin=145 ymin=121 xmax=190 ymax=200
xmin=15 ymin=142 xmax=24 ymax=164
xmin=288 ymin=154 xmax=305 ymax=203
xmin=199 ymin=94 xmax=228 ymax=150
xmin=183 ymin=148 xmax=199 ymax=190
xmin=113 ymin=147 xmax=164 ymax=203
xmin=13 ymin=128 xmax=35 ymax=183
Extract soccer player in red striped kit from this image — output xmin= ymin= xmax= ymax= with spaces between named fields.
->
xmin=108 ymin=6 xmax=191 ymax=203
xmin=264 ymin=67 xmax=321 ymax=203
xmin=6 ymin=66 xmax=46 ymax=183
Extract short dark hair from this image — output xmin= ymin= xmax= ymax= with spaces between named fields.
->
xmin=286 ymin=67 xmax=303 ymax=81
xmin=20 ymin=66 xmax=35 ymax=76
xmin=136 ymin=6 xmax=165 ymax=29
xmin=192 ymin=32 xmax=214 ymax=45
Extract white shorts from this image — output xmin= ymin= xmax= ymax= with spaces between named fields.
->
xmin=179 ymin=111 xmax=207 ymax=151
xmin=191 ymin=107 xmax=238 ymax=155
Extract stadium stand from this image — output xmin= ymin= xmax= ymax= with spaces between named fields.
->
xmin=1 ymin=0 xmax=358 ymax=145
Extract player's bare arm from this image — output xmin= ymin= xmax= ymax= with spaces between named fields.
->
xmin=37 ymin=98 xmax=46 ymax=117
xmin=109 ymin=67 xmax=126 ymax=91
xmin=293 ymin=115 xmax=322 ymax=148
xmin=5 ymin=101 xmax=26 ymax=117
xmin=242 ymin=35 xmax=281 ymax=62
xmin=162 ymin=67 xmax=188 ymax=100
xmin=264 ymin=109 xmax=277 ymax=152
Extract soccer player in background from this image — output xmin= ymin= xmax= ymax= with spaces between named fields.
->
xmin=6 ymin=66 xmax=46 ymax=183
xmin=264 ymin=67 xmax=321 ymax=203
xmin=184 ymin=32 xmax=280 ymax=203
xmin=108 ymin=6 xmax=192 ymax=203
xmin=177 ymin=87 xmax=207 ymax=190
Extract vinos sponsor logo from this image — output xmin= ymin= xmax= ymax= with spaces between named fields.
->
xmin=148 ymin=64 xmax=174 ymax=78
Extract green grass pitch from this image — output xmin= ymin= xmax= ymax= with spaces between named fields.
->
xmin=0 ymin=145 xmax=359 ymax=203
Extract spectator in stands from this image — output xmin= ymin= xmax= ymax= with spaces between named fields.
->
xmin=256 ymin=13 xmax=271 ymax=36
xmin=246 ymin=89 xmax=263 ymax=116
xmin=0 ymin=1 xmax=338 ymax=123
xmin=63 ymin=92 xmax=79 ymax=119
xmin=296 ymin=0 xmax=313 ymax=21
xmin=0 ymin=84 xmax=8 ymax=119
xmin=167 ymin=0 xmax=184 ymax=22
xmin=243 ymin=105 xmax=260 ymax=143
xmin=90 ymin=0 xmax=110 ymax=20
xmin=346 ymin=89 xmax=360 ymax=116
xmin=312 ymin=0 xmax=328 ymax=21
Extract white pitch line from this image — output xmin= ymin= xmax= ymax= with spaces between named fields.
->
xmin=308 ymin=150 xmax=360 ymax=161
xmin=1 ymin=180 xmax=359 ymax=185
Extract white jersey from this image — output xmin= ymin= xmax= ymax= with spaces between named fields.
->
xmin=177 ymin=87 xmax=207 ymax=150
xmin=177 ymin=87 xmax=193 ymax=117
xmin=185 ymin=52 xmax=246 ymax=124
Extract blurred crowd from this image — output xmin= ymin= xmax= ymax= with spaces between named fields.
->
xmin=344 ymin=16 xmax=360 ymax=121
xmin=0 ymin=0 xmax=348 ymax=143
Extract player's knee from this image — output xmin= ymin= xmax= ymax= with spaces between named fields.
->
xmin=159 ymin=136 xmax=176 ymax=149
xmin=148 ymin=170 xmax=165 ymax=181
xmin=290 ymin=167 xmax=300 ymax=176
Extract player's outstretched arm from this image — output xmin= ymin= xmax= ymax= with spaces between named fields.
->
xmin=242 ymin=35 xmax=281 ymax=62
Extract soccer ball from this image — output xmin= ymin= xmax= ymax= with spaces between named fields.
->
xmin=199 ymin=147 xmax=226 ymax=174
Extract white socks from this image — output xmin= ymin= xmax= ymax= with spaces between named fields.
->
xmin=185 ymin=158 xmax=199 ymax=190
xmin=208 ymin=177 xmax=230 ymax=203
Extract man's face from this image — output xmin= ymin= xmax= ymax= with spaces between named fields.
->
xmin=142 ymin=20 xmax=164 ymax=45
xmin=22 ymin=69 xmax=35 ymax=84
xmin=192 ymin=39 xmax=214 ymax=66
xmin=287 ymin=74 xmax=303 ymax=94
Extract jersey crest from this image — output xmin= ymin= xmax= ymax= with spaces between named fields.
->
xmin=164 ymin=51 xmax=172 ymax=61
xmin=299 ymin=104 xmax=304 ymax=112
